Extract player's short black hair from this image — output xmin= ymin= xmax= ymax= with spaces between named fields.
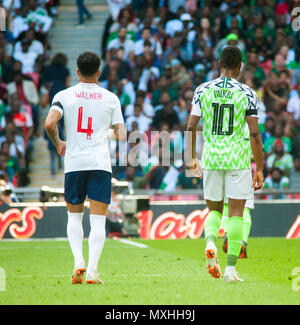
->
xmin=77 ymin=51 xmax=101 ymax=77
xmin=219 ymin=46 xmax=242 ymax=70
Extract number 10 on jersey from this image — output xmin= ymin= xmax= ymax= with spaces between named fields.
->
xmin=77 ymin=106 xmax=93 ymax=140
xmin=212 ymin=103 xmax=234 ymax=136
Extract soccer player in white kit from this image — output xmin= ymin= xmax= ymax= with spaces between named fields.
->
xmin=45 ymin=52 xmax=126 ymax=284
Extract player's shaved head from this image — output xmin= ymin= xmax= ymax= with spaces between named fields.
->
xmin=77 ymin=51 xmax=101 ymax=77
xmin=219 ymin=46 xmax=242 ymax=70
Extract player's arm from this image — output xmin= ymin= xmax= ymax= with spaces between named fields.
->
xmin=108 ymin=123 xmax=127 ymax=141
xmin=186 ymin=114 xmax=200 ymax=161
xmin=186 ymin=88 xmax=203 ymax=178
xmin=108 ymin=95 xmax=127 ymax=141
xmin=246 ymin=116 xmax=264 ymax=190
xmin=45 ymin=109 xmax=66 ymax=156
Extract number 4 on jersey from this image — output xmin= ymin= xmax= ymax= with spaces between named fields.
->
xmin=77 ymin=106 xmax=93 ymax=140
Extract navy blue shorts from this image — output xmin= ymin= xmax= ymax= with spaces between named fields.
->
xmin=64 ymin=170 xmax=112 ymax=205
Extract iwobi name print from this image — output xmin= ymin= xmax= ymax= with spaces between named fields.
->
xmin=75 ymin=91 xmax=102 ymax=100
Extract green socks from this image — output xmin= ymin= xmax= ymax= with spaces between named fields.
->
xmin=227 ymin=216 xmax=244 ymax=266
xmin=221 ymin=204 xmax=229 ymax=233
xmin=204 ymin=210 xmax=222 ymax=244
xmin=222 ymin=204 xmax=252 ymax=243
xmin=207 ymin=206 xmax=252 ymax=266
xmin=243 ymin=208 xmax=252 ymax=243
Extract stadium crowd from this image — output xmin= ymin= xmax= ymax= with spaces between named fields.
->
xmin=99 ymin=0 xmax=300 ymax=198
xmin=1 ymin=0 xmax=300 ymax=200
xmin=0 ymin=0 xmax=62 ymax=191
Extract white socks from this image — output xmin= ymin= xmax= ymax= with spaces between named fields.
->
xmin=67 ymin=212 xmax=106 ymax=276
xmin=87 ymin=214 xmax=106 ymax=276
xmin=67 ymin=211 xmax=84 ymax=268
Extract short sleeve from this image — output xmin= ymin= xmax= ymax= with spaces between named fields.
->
xmin=190 ymin=86 xmax=202 ymax=117
xmin=282 ymin=176 xmax=290 ymax=188
xmin=50 ymin=92 xmax=64 ymax=117
xmin=245 ymin=88 xmax=259 ymax=118
xmin=286 ymin=97 xmax=296 ymax=115
xmin=111 ymin=96 xmax=124 ymax=125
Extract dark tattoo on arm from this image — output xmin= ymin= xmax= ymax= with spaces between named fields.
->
xmin=47 ymin=125 xmax=60 ymax=148
xmin=112 ymin=124 xmax=126 ymax=141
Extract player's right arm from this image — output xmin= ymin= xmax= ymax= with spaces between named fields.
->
xmin=246 ymin=90 xmax=264 ymax=191
xmin=45 ymin=93 xmax=66 ymax=156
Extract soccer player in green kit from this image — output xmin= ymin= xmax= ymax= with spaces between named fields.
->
xmin=186 ymin=46 xmax=264 ymax=282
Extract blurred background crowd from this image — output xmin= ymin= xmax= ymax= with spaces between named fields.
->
xmin=100 ymin=0 xmax=300 ymax=199
xmin=0 ymin=0 xmax=60 ymax=194
xmin=0 ymin=0 xmax=300 ymax=201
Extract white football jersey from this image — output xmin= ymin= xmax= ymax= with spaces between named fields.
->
xmin=50 ymin=82 xmax=124 ymax=173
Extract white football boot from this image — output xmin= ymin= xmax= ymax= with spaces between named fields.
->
xmin=223 ymin=266 xmax=244 ymax=282
xmin=205 ymin=241 xmax=221 ymax=279
xmin=86 ymin=272 xmax=104 ymax=284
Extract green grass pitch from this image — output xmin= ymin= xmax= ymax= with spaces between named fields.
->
xmin=0 ymin=238 xmax=299 ymax=305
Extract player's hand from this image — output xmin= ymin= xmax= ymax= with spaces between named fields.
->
xmin=187 ymin=158 xmax=203 ymax=179
xmin=56 ymin=140 xmax=66 ymax=157
xmin=253 ymin=170 xmax=264 ymax=191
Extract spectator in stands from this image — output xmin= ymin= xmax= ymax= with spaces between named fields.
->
xmin=287 ymin=79 xmax=300 ymax=124
xmin=261 ymin=116 xmax=275 ymax=144
xmin=0 ymin=122 xmax=25 ymax=165
xmin=268 ymin=101 xmax=292 ymax=137
xmin=76 ymin=0 xmax=92 ymax=27
xmin=2 ymin=95 xmax=34 ymax=145
xmin=0 ymin=141 xmax=20 ymax=183
xmin=291 ymin=127 xmax=300 ymax=158
xmin=144 ymin=142 xmax=179 ymax=191
xmin=27 ymin=0 xmax=53 ymax=33
xmin=264 ymin=123 xmax=292 ymax=156
xmin=0 ymin=48 xmax=13 ymax=84
xmin=44 ymin=126 xmax=63 ymax=178
xmin=109 ymin=6 xmax=137 ymax=34
xmin=0 ymin=31 xmax=13 ymax=59
xmin=290 ymin=157 xmax=300 ymax=190
xmin=151 ymin=75 xmax=177 ymax=107
xmin=266 ymin=139 xmax=293 ymax=177
xmin=264 ymin=167 xmax=290 ymax=199
xmin=13 ymin=38 xmax=39 ymax=74
xmin=13 ymin=29 xmax=44 ymax=58
xmin=151 ymin=92 xmax=179 ymax=131
xmin=126 ymin=103 xmax=151 ymax=133
xmin=11 ymin=6 xmax=30 ymax=40
xmin=263 ymin=71 xmax=288 ymax=111
xmin=120 ymin=165 xmax=147 ymax=190
xmin=107 ymin=27 xmax=135 ymax=60
xmin=134 ymin=26 xmax=162 ymax=59
xmin=7 ymin=70 xmax=39 ymax=133
xmin=40 ymin=53 xmax=70 ymax=108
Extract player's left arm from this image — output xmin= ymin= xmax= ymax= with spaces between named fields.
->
xmin=246 ymin=89 xmax=264 ymax=190
xmin=108 ymin=95 xmax=127 ymax=141
xmin=45 ymin=109 xmax=66 ymax=156
xmin=109 ymin=123 xmax=127 ymax=141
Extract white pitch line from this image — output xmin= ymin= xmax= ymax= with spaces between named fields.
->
xmin=116 ymin=238 xmax=148 ymax=248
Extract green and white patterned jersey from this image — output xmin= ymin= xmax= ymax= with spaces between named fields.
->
xmin=191 ymin=77 xmax=259 ymax=170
